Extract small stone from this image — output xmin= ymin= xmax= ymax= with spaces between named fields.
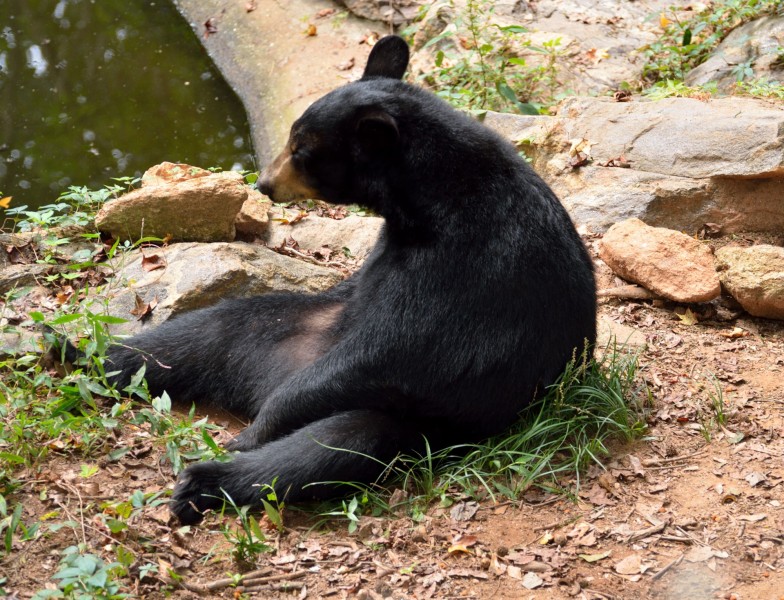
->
xmin=715 ymin=245 xmax=784 ymax=320
xmin=598 ymin=218 xmax=720 ymax=303
xmin=235 ymin=189 xmax=272 ymax=237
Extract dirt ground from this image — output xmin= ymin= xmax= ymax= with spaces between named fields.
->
xmin=3 ymin=229 xmax=783 ymax=600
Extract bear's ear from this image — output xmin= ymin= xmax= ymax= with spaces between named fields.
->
xmin=361 ymin=35 xmax=410 ymax=81
xmin=355 ymin=109 xmax=399 ymax=153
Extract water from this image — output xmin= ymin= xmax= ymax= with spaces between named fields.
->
xmin=0 ymin=0 xmax=255 ymax=210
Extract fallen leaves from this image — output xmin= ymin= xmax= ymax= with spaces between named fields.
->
xmin=568 ymin=137 xmax=594 ymax=168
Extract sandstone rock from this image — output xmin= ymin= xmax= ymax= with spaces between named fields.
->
xmin=140 ymin=161 xmax=212 ymax=187
xmin=598 ymin=218 xmax=720 ymax=303
xmin=335 ymin=0 xmax=424 ymax=25
xmin=235 ymin=189 xmax=272 ymax=237
xmin=715 ymin=245 xmax=784 ymax=320
xmin=95 ymin=169 xmax=248 ymax=243
xmin=0 ymin=264 xmax=52 ymax=295
xmin=686 ymin=16 xmax=784 ymax=93
xmin=556 ymin=96 xmax=784 ymax=179
xmin=265 ymin=207 xmax=383 ymax=260
xmin=483 ymin=96 xmax=784 ymax=233
xmin=107 ymin=242 xmax=342 ymax=335
xmin=596 ymin=315 xmax=647 ymax=350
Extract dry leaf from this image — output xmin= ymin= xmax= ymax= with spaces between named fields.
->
xmin=522 ymin=572 xmax=543 ymax=589
xmin=506 ymin=565 xmax=522 ymax=580
xmin=450 ymin=501 xmax=480 ymax=522
xmin=141 ymin=252 xmax=166 ymax=272
xmin=579 ymin=550 xmax=611 ymax=563
xmin=305 ymin=24 xmax=317 ymax=37
xmin=203 ymin=18 xmax=218 ymax=38
xmin=337 ymin=57 xmax=356 ymax=71
xmin=737 ymin=513 xmax=767 ymax=522
xmin=685 ymin=546 xmax=714 ymax=563
xmin=676 ymin=308 xmax=698 ymax=326
xmin=245 ymin=1 xmax=257 ymax=12
xmin=615 ymin=554 xmax=643 ymax=575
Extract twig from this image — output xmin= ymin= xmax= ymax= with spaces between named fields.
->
xmin=642 ymin=447 xmax=708 ymax=467
xmin=597 ymin=285 xmax=657 ymax=300
xmin=178 ymin=568 xmax=275 ymax=594
xmin=533 ymin=514 xmax=582 ymax=532
xmin=242 ymin=580 xmax=306 ymax=592
xmin=651 ymin=553 xmax=683 ymax=580
xmin=626 ymin=522 xmax=666 ymax=543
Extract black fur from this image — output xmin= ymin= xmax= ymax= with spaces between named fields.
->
xmin=107 ymin=36 xmax=597 ymax=524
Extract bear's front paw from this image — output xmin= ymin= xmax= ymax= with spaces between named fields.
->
xmin=170 ymin=462 xmax=228 ymax=525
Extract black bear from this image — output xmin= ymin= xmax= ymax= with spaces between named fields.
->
xmin=106 ymin=35 xmax=596 ymax=525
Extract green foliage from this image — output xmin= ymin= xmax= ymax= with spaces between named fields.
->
xmin=319 ymin=493 xmax=377 ymax=534
xmin=643 ymin=79 xmax=717 ymax=100
xmin=317 ymin=345 xmax=649 ymax=528
xmin=31 ymin=545 xmax=128 ymax=600
xmin=219 ymin=494 xmax=273 ymax=568
xmin=421 ymin=0 xmax=566 ymax=114
xmin=642 ymin=0 xmax=782 ymax=83
xmin=736 ymin=76 xmax=784 ymax=98
xmin=4 ymin=179 xmax=138 ymax=233
xmin=410 ymin=345 xmax=649 ymax=501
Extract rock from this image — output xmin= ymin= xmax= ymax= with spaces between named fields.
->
xmin=95 ymin=169 xmax=248 ymax=243
xmin=265 ymin=207 xmax=383 ymax=260
xmin=483 ymin=96 xmax=784 ymax=233
xmin=715 ymin=245 xmax=784 ymax=320
xmin=686 ymin=16 xmax=784 ymax=93
xmin=334 ymin=0 xmax=425 ymax=25
xmin=555 ymin=96 xmax=784 ymax=179
xmin=140 ymin=161 xmax=212 ymax=187
xmin=598 ymin=218 xmax=720 ymax=303
xmin=235 ymin=189 xmax=272 ymax=237
xmin=0 ymin=264 xmax=53 ymax=295
xmin=596 ymin=315 xmax=647 ymax=350
xmin=106 ymin=242 xmax=342 ymax=335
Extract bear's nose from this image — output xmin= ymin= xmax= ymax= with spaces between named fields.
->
xmin=256 ymin=176 xmax=274 ymax=197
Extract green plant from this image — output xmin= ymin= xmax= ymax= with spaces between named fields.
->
xmin=642 ymin=79 xmax=717 ymax=100
xmin=320 ymin=494 xmax=369 ymax=534
xmin=736 ymin=76 xmax=784 ymax=98
xmin=415 ymin=345 xmax=648 ymax=501
xmin=32 ymin=545 xmax=128 ymax=599
xmin=4 ymin=179 xmax=138 ymax=233
xmin=421 ymin=0 xmax=565 ymax=114
xmin=642 ymin=0 xmax=782 ymax=83
xmin=315 ymin=344 xmax=648 ymax=529
xmin=219 ymin=494 xmax=273 ymax=568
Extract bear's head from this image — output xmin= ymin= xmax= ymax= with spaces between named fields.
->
xmin=256 ymin=35 xmax=411 ymax=209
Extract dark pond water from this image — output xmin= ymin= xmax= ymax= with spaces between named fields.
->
xmin=0 ymin=0 xmax=255 ymax=210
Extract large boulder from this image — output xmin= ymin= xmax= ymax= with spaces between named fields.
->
xmin=107 ymin=242 xmax=342 ymax=335
xmin=483 ymin=96 xmax=784 ymax=233
xmin=598 ymin=218 xmax=721 ymax=303
xmin=715 ymin=245 xmax=784 ymax=320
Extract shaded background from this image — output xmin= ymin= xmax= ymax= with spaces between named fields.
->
xmin=0 ymin=0 xmax=255 ymax=210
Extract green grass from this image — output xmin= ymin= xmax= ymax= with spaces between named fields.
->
xmin=411 ymin=345 xmax=648 ymax=498
xmin=314 ymin=344 xmax=650 ymax=528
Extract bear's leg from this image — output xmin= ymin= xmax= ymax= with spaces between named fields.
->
xmin=106 ymin=285 xmax=351 ymax=417
xmin=170 ymin=409 xmax=422 ymax=524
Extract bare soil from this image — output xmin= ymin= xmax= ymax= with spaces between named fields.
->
xmin=3 ymin=230 xmax=783 ymax=600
